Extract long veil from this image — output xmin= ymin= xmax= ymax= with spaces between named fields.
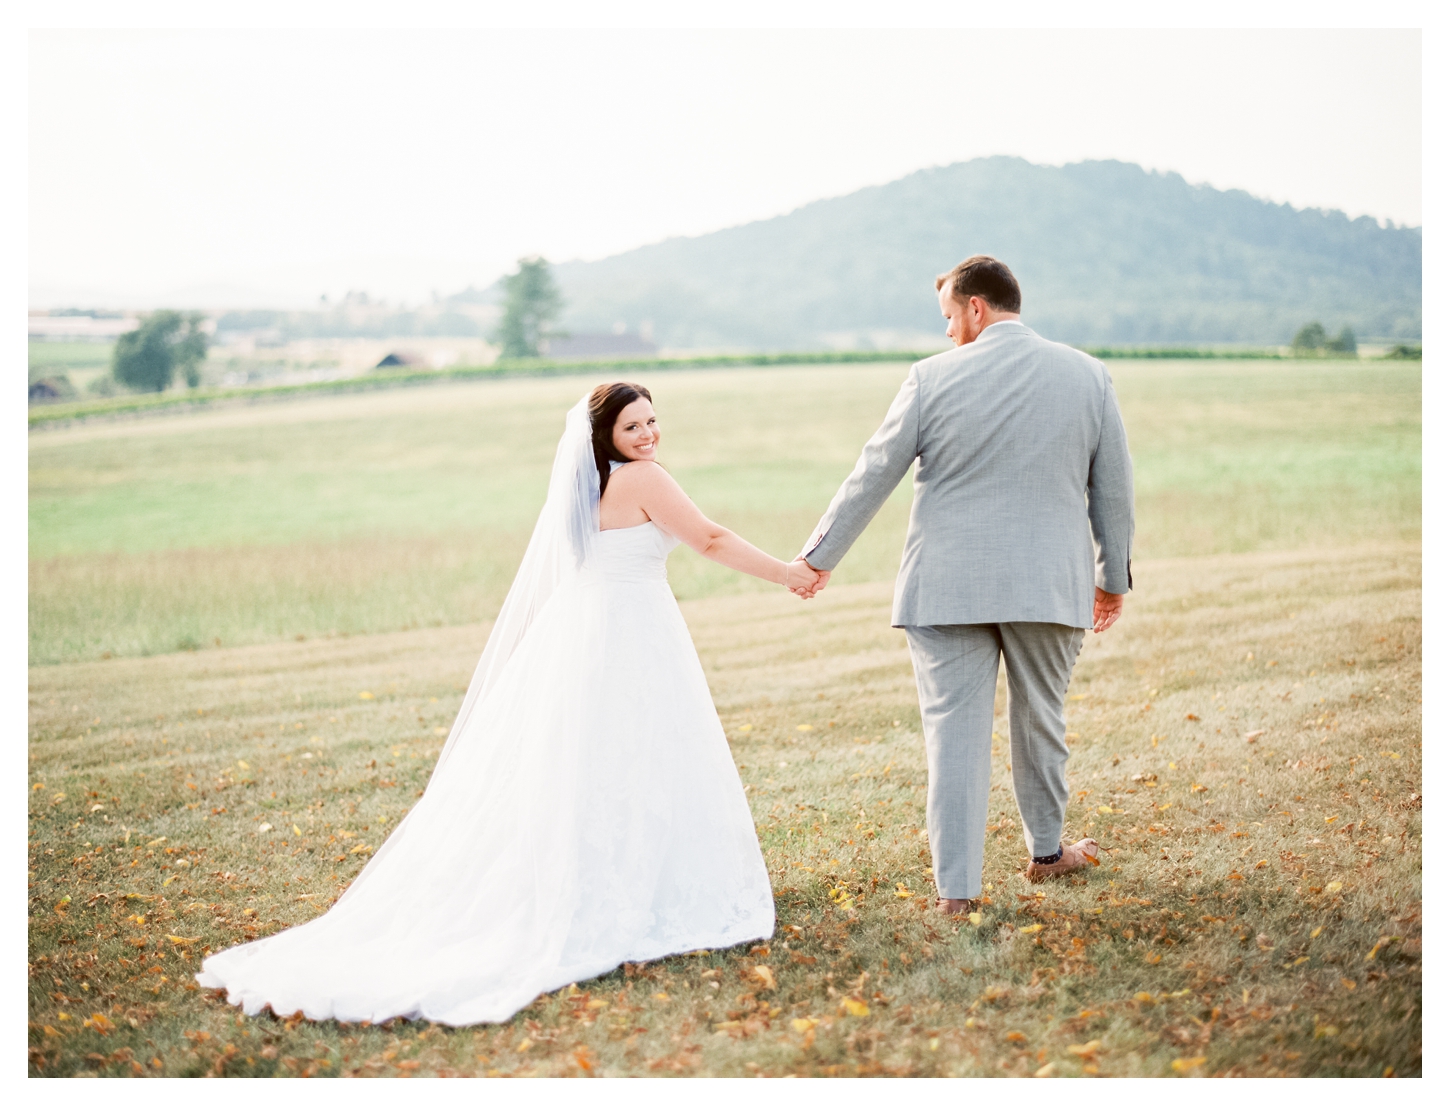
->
xmin=433 ymin=394 xmax=598 ymax=774
xmin=338 ymin=396 xmax=597 ymax=906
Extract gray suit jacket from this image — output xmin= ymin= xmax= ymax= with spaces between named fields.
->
xmin=802 ymin=321 xmax=1134 ymax=630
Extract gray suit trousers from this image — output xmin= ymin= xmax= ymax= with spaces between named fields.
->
xmin=904 ymin=622 xmax=1084 ymax=899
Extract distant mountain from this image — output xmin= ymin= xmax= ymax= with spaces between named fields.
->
xmin=551 ymin=157 xmax=1421 ymax=349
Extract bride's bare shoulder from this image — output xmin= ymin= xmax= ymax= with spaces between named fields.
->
xmin=609 ymin=461 xmax=674 ymax=488
xmin=607 ymin=462 xmax=685 ymax=509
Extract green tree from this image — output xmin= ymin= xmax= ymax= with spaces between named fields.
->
xmin=1292 ymin=321 xmax=1327 ymax=354
xmin=492 ymin=257 xmax=563 ymax=359
xmin=1324 ymin=326 xmax=1358 ymax=355
xmin=1382 ymin=344 xmax=1422 ymax=360
xmin=112 ymin=311 xmax=209 ymax=392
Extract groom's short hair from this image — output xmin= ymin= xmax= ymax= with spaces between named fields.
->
xmin=936 ymin=255 xmax=1022 ymax=313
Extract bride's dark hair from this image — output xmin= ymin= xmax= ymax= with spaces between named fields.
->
xmin=587 ymin=381 xmax=653 ymax=497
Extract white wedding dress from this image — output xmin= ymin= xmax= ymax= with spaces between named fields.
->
xmin=196 ymin=400 xmax=775 ymax=1026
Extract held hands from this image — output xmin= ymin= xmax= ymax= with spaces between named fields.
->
xmin=785 ymin=558 xmax=830 ymax=599
xmin=1092 ymin=587 xmax=1125 ymax=633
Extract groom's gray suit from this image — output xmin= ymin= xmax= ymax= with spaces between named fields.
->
xmin=802 ymin=320 xmax=1134 ymax=898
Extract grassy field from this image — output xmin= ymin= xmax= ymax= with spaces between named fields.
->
xmin=29 ymin=360 xmax=1420 ymax=665
xmin=28 ymin=341 xmax=116 ymax=374
xmin=28 ymin=360 xmax=1420 ymax=1077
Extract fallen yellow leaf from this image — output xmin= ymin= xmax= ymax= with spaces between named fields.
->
xmin=1067 ymin=1040 xmax=1102 ymax=1057
xmin=1135 ymin=992 xmax=1155 ymax=1004
xmin=1311 ymin=926 xmax=1324 ymax=938
xmin=967 ymin=912 xmax=983 ymax=926
xmin=1364 ymin=936 xmax=1400 ymax=962
xmin=358 ymin=691 xmax=375 ymax=700
xmin=654 ymin=992 xmax=670 ymax=1002
xmin=1171 ymin=1056 xmax=1207 ymax=1072
xmin=791 ymin=1017 xmax=818 ymax=1033
xmin=1034 ymin=1062 xmax=1057 ymax=1077
xmin=840 ymin=997 xmax=870 ymax=1017
xmin=737 ymin=723 xmax=752 ymax=733
xmin=1019 ymin=924 xmax=1045 ymax=934
xmin=894 ymin=884 xmax=913 ymax=899
xmin=1097 ymin=805 xmax=1114 ymax=814
xmin=796 ymin=724 xmax=814 ymax=732
xmin=165 ymin=934 xmax=199 ymax=945
xmin=516 ymin=1039 xmax=533 ymax=1053
xmin=1325 ymin=881 xmax=1343 ymax=894
xmin=753 ymin=965 xmax=777 ymax=989
xmin=1340 ymin=978 xmax=1357 ymax=991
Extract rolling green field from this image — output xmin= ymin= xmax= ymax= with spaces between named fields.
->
xmin=28 ymin=359 xmax=1421 ymax=1078
xmin=29 ymin=360 xmax=1420 ymax=666
xmin=28 ymin=340 xmax=116 ymax=373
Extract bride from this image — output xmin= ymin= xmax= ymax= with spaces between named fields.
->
xmin=196 ymin=382 xmax=822 ymax=1026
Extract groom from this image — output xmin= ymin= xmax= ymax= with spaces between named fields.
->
xmin=793 ymin=255 xmax=1134 ymax=913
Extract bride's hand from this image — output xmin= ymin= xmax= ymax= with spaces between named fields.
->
xmin=786 ymin=559 xmax=827 ymax=599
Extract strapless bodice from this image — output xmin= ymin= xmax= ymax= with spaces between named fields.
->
xmin=583 ymin=521 xmax=680 ymax=582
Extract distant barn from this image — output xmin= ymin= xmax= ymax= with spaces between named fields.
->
xmin=375 ymin=352 xmax=421 ymax=368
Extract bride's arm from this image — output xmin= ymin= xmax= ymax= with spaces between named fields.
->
xmin=614 ymin=462 xmax=820 ymax=591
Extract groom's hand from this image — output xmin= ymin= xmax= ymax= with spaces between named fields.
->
xmin=1092 ymin=587 xmax=1125 ymax=633
xmin=791 ymin=559 xmax=829 ymax=599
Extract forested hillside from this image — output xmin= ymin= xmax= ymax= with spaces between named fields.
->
xmin=552 ymin=157 xmax=1421 ymax=349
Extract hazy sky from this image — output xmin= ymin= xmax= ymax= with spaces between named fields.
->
xmin=29 ymin=27 xmax=1422 ymax=309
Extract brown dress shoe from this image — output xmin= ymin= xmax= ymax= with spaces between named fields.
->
xmin=935 ymin=898 xmax=979 ymax=916
xmin=1025 ymin=838 xmax=1100 ymax=884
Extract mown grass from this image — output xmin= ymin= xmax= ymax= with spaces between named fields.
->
xmin=28 ymin=359 xmax=1421 ymax=1077
xmin=28 ymin=360 xmax=1420 ymax=664
xmin=27 ymin=543 xmax=1420 ymax=1077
